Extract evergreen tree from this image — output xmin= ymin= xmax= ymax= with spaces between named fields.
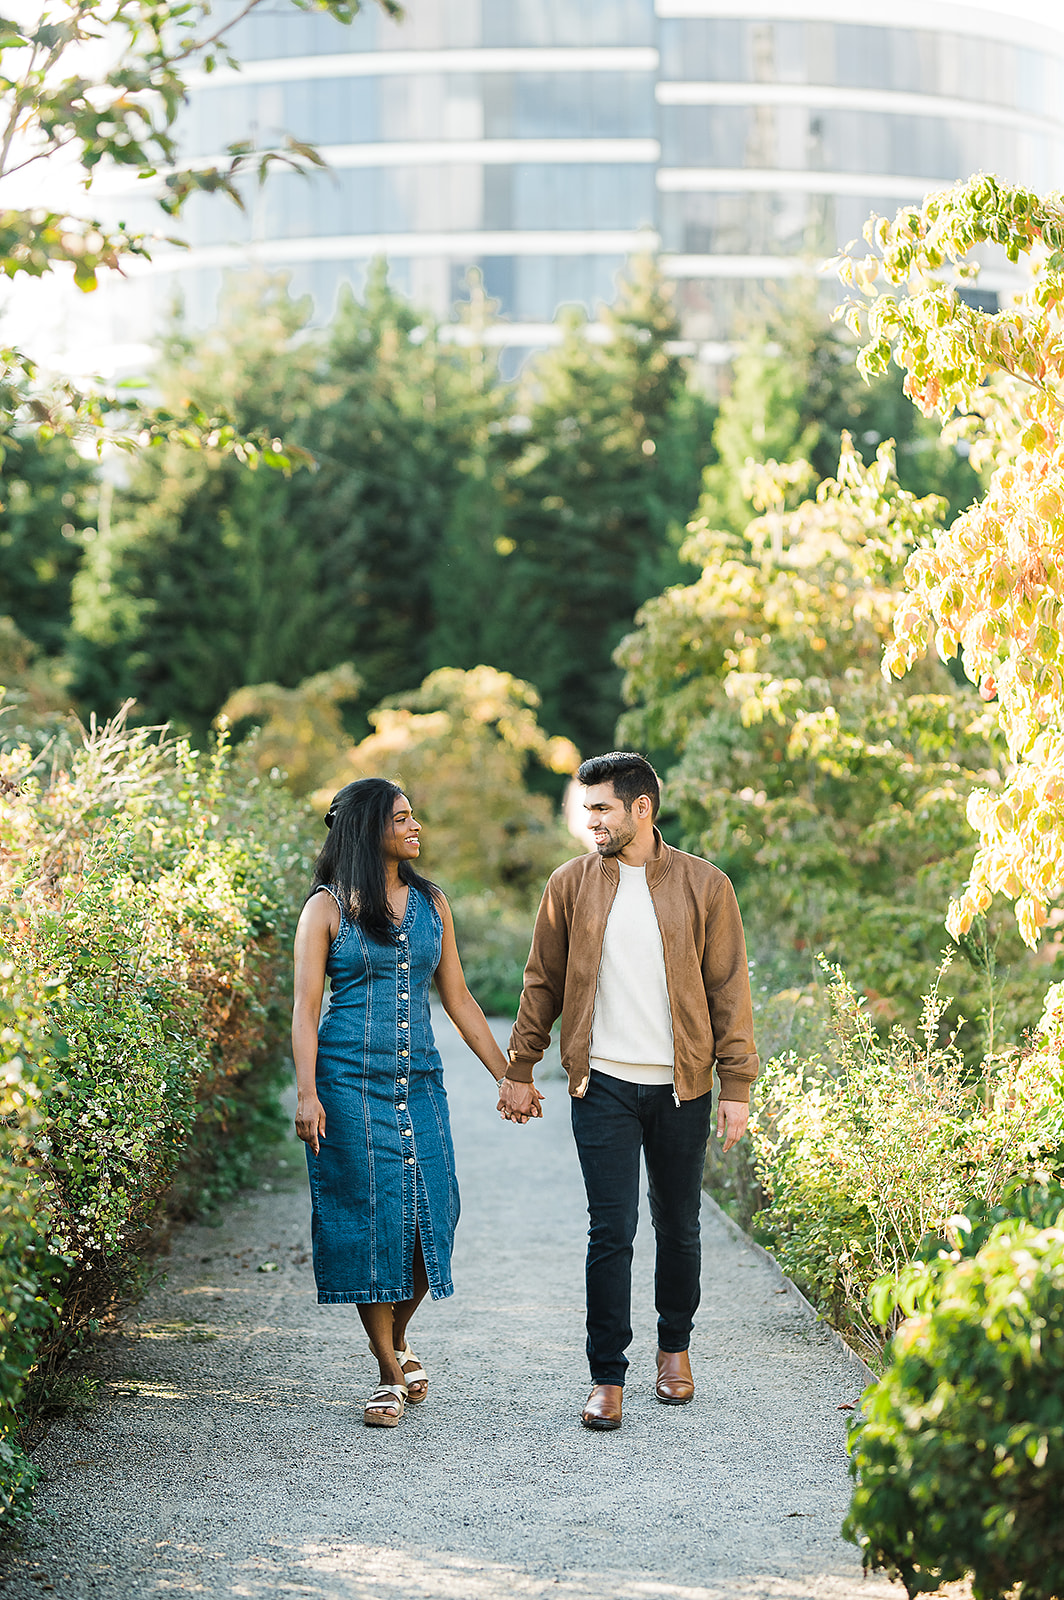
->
xmin=68 ymin=278 xmax=321 ymax=733
xmin=426 ymin=461 xmax=516 ymax=677
xmin=700 ymin=283 xmax=980 ymax=537
xmin=308 ymin=262 xmax=504 ymax=715
xmin=0 ymin=394 xmax=95 ymax=655
xmin=68 ymin=265 xmax=504 ymax=734
xmin=425 ymin=275 xmax=516 ymax=677
xmin=488 ymin=256 xmax=714 ymax=755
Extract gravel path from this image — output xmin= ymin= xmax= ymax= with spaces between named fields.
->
xmin=1 ymin=1016 xmax=899 ymax=1600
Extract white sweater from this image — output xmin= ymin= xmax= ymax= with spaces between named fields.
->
xmin=590 ymin=861 xmax=675 ymax=1086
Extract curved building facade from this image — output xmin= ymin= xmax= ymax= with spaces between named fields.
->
xmin=26 ymin=0 xmax=1064 ymax=365
xmin=656 ymin=0 xmax=1064 ymax=340
xmin=162 ymin=0 xmax=661 ymax=343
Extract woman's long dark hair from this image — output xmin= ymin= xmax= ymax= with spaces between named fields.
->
xmin=309 ymin=777 xmax=441 ymax=943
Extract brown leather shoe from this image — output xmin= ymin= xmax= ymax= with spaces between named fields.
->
xmin=581 ymin=1383 xmax=623 ymax=1430
xmin=655 ymin=1348 xmax=694 ymax=1405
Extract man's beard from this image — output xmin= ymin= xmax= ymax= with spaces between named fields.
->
xmin=596 ymin=821 xmax=636 ymax=856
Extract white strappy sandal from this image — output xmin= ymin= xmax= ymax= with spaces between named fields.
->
xmin=363 ymin=1382 xmax=407 ymax=1427
xmin=395 ymin=1344 xmax=428 ymax=1403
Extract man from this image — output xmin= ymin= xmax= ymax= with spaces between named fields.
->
xmin=497 ymin=751 xmax=758 ymax=1431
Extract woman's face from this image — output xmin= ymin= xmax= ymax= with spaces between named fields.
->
xmin=382 ymin=793 xmax=422 ymax=865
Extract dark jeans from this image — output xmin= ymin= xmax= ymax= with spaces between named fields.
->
xmin=570 ymin=1071 xmax=714 ymax=1386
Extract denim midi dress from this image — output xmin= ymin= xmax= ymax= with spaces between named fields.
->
xmin=307 ymin=884 xmax=460 ymax=1304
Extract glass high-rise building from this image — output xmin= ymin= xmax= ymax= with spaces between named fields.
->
xmin=24 ymin=0 xmax=1064 ymax=365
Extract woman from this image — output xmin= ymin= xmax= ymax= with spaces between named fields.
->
xmin=292 ymin=778 xmax=538 ymax=1427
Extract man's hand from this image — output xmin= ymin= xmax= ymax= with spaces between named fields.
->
xmin=716 ymin=1099 xmax=749 ymax=1153
xmin=497 ymin=1077 xmax=543 ymax=1125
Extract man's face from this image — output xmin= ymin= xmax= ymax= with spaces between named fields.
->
xmin=584 ymin=782 xmax=638 ymax=857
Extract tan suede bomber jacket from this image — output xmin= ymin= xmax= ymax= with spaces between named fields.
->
xmin=505 ymin=831 xmax=759 ymax=1104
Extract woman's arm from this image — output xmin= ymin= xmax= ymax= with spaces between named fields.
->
xmin=292 ymin=891 xmax=337 ymax=1155
xmin=432 ymin=894 xmax=543 ymax=1123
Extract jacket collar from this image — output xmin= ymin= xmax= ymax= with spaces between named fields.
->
xmin=596 ymin=827 xmax=673 ymax=887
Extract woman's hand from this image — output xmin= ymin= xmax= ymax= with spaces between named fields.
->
xmin=497 ymin=1077 xmax=543 ymax=1125
xmin=295 ymin=1095 xmax=327 ymax=1155
xmin=292 ymin=894 xmax=335 ymax=1158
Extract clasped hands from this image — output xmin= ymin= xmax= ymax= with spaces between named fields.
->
xmin=496 ymin=1081 xmax=748 ymax=1142
xmin=496 ymin=1076 xmax=542 ymax=1125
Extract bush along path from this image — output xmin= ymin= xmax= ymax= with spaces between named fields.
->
xmin=0 ymin=1014 xmax=894 ymax=1600
xmin=0 ymin=708 xmax=314 ymax=1524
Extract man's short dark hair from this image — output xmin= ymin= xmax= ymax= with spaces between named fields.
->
xmin=577 ymin=751 xmax=661 ymax=820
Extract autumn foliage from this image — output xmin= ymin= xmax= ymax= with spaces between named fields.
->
xmin=836 ymin=175 xmax=1064 ymax=949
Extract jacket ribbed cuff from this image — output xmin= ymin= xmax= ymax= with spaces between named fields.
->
xmin=715 ymin=1072 xmax=753 ymax=1104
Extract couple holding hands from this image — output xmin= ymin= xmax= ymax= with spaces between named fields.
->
xmin=292 ymin=751 xmax=758 ymax=1431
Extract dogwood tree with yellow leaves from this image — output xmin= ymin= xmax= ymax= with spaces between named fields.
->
xmin=835 ymin=175 xmax=1064 ymax=948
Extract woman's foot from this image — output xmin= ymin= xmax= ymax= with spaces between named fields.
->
xmin=395 ymin=1344 xmax=428 ymax=1403
xmin=364 ymin=1383 xmax=407 ymax=1427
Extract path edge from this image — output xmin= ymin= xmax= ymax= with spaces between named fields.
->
xmin=701 ymin=1191 xmax=877 ymax=1389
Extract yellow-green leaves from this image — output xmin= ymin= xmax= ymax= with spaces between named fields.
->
xmin=838 ymin=177 xmax=1064 ymax=945
xmin=616 ymin=435 xmax=1034 ymax=1041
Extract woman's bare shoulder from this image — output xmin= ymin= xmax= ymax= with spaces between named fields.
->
xmin=297 ymin=887 xmax=341 ymax=941
xmin=429 ymin=886 xmax=453 ymax=923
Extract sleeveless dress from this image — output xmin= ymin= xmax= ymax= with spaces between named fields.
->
xmin=306 ymin=884 xmax=460 ymax=1304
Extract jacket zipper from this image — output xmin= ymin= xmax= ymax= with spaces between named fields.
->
xmin=579 ymin=867 xmax=620 ymax=1097
xmin=646 ymin=874 xmax=681 ymax=1108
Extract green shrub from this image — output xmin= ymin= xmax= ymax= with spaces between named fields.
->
xmin=749 ymin=963 xmax=1064 ymax=1362
xmin=909 ymin=1177 xmax=1064 ymax=1266
xmin=449 ymin=892 xmax=535 ymax=1018
xmin=0 ymin=956 xmax=64 ymax=1523
xmin=845 ymin=1217 xmax=1064 ymax=1599
xmin=703 ymin=972 xmax=832 ymax=1229
xmin=0 ymin=707 xmax=314 ymax=1523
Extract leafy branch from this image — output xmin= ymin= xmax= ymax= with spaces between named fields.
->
xmin=3 ymin=347 xmax=315 ymax=469
xmin=0 ymin=0 xmax=400 ymax=455
xmin=833 ymin=176 xmax=1064 ymax=948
